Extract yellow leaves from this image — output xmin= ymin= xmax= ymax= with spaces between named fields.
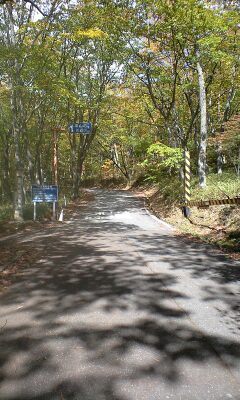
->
xmin=149 ymin=41 xmax=159 ymax=53
xmin=0 ymin=83 xmax=10 ymax=98
xmin=101 ymin=160 xmax=113 ymax=173
xmin=139 ymin=40 xmax=159 ymax=56
xmin=75 ymin=28 xmax=107 ymax=39
xmin=61 ymin=28 xmax=108 ymax=42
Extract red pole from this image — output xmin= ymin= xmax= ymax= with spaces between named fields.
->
xmin=52 ymin=128 xmax=58 ymax=185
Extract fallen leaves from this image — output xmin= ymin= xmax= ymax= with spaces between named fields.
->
xmin=0 ymin=242 xmax=39 ymax=292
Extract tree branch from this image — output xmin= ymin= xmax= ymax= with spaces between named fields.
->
xmin=23 ymin=0 xmax=47 ymax=17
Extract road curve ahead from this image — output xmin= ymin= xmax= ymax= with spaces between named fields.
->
xmin=0 ymin=189 xmax=239 ymax=400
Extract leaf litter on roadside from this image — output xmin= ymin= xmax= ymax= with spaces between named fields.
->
xmin=0 ymin=242 xmax=39 ymax=292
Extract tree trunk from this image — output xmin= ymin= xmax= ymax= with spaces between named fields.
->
xmin=15 ymin=161 xmax=24 ymax=221
xmin=71 ymin=135 xmax=79 ymax=199
xmin=2 ymin=133 xmax=12 ymax=201
xmin=223 ymin=65 xmax=237 ymax=123
xmin=216 ymin=142 xmax=224 ymax=175
xmin=196 ymin=52 xmax=207 ymax=188
xmin=11 ymin=85 xmax=24 ymax=221
xmin=5 ymin=3 xmax=24 ymax=220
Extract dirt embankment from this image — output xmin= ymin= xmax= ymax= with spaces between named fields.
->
xmin=131 ymin=184 xmax=240 ymax=261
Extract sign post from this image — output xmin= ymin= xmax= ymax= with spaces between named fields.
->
xmin=53 ymin=201 xmax=56 ymax=220
xmin=33 ymin=202 xmax=37 ymax=221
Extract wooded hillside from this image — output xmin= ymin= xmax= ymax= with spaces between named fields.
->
xmin=0 ymin=0 xmax=239 ymax=221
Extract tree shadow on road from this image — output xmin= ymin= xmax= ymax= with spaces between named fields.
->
xmin=0 ymin=191 xmax=239 ymax=399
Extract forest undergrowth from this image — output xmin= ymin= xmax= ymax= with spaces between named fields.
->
xmin=131 ymin=172 xmax=240 ymax=260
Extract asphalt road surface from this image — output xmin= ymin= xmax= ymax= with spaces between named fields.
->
xmin=0 ymin=189 xmax=239 ymax=400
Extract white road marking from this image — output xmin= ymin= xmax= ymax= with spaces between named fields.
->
xmin=144 ymin=209 xmax=175 ymax=230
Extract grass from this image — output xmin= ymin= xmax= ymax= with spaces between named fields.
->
xmin=0 ymin=194 xmax=71 ymax=223
xmin=22 ymin=203 xmax=53 ymax=221
xmin=191 ymin=172 xmax=240 ymax=201
xmin=142 ymin=171 xmax=240 ymax=206
xmin=0 ymin=205 xmax=13 ymax=222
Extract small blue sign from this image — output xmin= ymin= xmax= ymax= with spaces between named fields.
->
xmin=69 ymin=122 xmax=92 ymax=134
xmin=32 ymin=185 xmax=58 ymax=203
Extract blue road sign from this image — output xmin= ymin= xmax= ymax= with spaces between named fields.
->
xmin=69 ymin=122 xmax=92 ymax=134
xmin=32 ymin=185 xmax=58 ymax=203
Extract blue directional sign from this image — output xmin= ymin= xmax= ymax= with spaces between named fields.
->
xmin=69 ymin=122 xmax=92 ymax=134
xmin=32 ymin=185 xmax=58 ymax=203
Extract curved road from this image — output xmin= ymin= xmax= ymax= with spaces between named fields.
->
xmin=0 ymin=189 xmax=239 ymax=400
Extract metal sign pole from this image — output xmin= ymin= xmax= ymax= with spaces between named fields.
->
xmin=53 ymin=201 xmax=56 ymax=220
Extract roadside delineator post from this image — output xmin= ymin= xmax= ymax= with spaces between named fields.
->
xmin=58 ymin=209 xmax=64 ymax=222
xmin=183 ymin=148 xmax=191 ymax=218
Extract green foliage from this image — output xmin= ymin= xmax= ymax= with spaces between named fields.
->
xmin=141 ymin=143 xmax=183 ymax=185
xmin=150 ymin=174 xmax=184 ymax=204
xmin=0 ymin=0 xmax=239 ymax=211
xmin=146 ymin=143 xmax=183 ymax=169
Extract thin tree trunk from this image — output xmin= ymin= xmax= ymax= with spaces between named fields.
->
xmin=216 ymin=142 xmax=224 ymax=175
xmin=196 ymin=51 xmax=207 ymax=188
xmin=2 ymin=133 xmax=12 ymax=201
xmin=71 ymin=135 xmax=79 ymax=199
xmin=237 ymin=146 xmax=240 ymax=177
xmin=223 ymin=65 xmax=237 ymax=123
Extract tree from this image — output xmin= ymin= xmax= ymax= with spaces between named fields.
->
xmin=116 ymin=0 xmax=238 ymax=187
xmin=0 ymin=0 xmax=59 ymax=219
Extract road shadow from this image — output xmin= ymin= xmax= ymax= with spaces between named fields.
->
xmin=0 ymin=190 xmax=239 ymax=399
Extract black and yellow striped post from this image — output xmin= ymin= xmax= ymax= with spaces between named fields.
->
xmin=184 ymin=148 xmax=191 ymax=203
xmin=183 ymin=148 xmax=191 ymax=218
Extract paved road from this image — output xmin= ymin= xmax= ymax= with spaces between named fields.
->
xmin=0 ymin=189 xmax=239 ymax=400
